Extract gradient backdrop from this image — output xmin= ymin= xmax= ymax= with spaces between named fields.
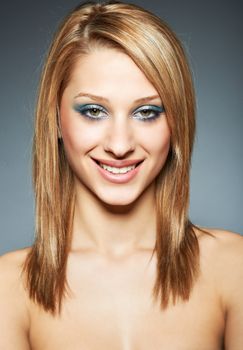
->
xmin=0 ymin=0 xmax=242 ymax=255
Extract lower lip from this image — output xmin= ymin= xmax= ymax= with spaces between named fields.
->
xmin=92 ymin=160 xmax=143 ymax=184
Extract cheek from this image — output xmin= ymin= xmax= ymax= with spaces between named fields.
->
xmin=139 ymin=119 xmax=171 ymax=160
xmin=60 ymin=113 xmax=101 ymax=155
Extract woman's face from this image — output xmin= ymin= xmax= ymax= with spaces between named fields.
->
xmin=60 ymin=48 xmax=171 ymax=206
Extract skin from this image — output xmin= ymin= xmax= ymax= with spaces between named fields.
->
xmin=59 ymin=48 xmax=170 ymax=257
xmin=0 ymin=49 xmax=243 ymax=350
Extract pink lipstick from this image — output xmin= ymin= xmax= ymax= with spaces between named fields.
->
xmin=91 ymin=158 xmax=144 ymax=184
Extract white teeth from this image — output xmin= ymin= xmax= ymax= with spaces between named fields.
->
xmin=100 ymin=163 xmax=136 ymax=174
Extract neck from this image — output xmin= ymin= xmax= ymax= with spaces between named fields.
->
xmin=71 ymin=179 xmax=157 ymax=259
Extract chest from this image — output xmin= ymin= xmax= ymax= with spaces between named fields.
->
xmin=28 ymin=253 xmax=225 ymax=350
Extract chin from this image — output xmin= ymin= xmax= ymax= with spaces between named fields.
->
xmin=95 ymin=187 xmax=143 ymax=208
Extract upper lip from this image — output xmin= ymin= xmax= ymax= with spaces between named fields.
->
xmin=92 ymin=158 xmax=144 ymax=168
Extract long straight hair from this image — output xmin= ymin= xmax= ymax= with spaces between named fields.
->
xmin=22 ymin=0 xmax=205 ymax=315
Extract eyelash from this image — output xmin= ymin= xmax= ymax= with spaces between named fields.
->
xmin=73 ymin=104 xmax=165 ymax=122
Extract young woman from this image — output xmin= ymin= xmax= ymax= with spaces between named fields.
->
xmin=0 ymin=1 xmax=242 ymax=349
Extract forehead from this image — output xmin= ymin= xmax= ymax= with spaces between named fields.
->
xmin=65 ymin=48 xmax=160 ymax=105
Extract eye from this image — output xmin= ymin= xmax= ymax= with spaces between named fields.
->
xmin=73 ymin=103 xmax=108 ymax=120
xmin=133 ymin=105 xmax=165 ymax=122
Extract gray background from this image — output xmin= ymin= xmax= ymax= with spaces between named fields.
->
xmin=0 ymin=0 xmax=242 ymax=255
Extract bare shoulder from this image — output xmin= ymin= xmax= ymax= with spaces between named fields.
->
xmin=0 ymin=246 xmax=32 ymax=312
xmin=196 ymin=227 xmax=243 ymax=348
xmin=195 ymin=226 xmax=243 ymax=257
xmin=0 ymin=247 xmax=32 ymax=288
xmin=0 ymin=247 xmax=32 ymax=349
xmin=210 ymin=228 xmax=243 ymax=294
xmin=195 ymin=226 xmax=243 ymax=305
xmin=0 ymin=246 xmax=31 ymax=268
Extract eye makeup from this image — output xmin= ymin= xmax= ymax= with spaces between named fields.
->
xmin=72 ymin=103 xmax=165 ymax=122
xmin=73 ymin=103 xmax=108 ymax=120
xmin=133 ymin=105 xmax=165 ymax=122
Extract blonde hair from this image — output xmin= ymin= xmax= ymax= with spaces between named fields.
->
xmin=22 ymin=0 xmax=205 ymax=315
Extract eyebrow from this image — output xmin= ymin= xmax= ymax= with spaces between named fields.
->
xmin=74 ymin=92 xmax=161 ymax=104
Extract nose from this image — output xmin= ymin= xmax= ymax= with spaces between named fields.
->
xmin=103 ymin=115 xmax=135 ymax=158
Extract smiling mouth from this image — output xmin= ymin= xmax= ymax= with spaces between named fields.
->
xmin=93 ymin=159 xmax=143 ymax=174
